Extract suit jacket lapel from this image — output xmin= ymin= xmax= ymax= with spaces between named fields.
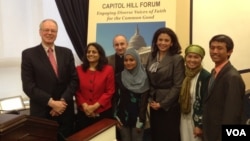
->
xmin=54 ymin=46 xmax=63 ymax=78
xmin=204 ymin=62 xmax=231 ymax=101
xmin=157 ymin=54 xmax=172 ymax=70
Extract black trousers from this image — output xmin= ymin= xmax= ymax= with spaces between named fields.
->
xmin=150 ymin=104 xmax=181 ymax=141
xmin=75 ymin=108 xmax=113 ymax=132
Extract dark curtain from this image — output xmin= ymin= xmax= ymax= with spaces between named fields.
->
xmin=55 ymin=0 xmax=89 ymax=61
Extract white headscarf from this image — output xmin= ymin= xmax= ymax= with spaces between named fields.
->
xmin=121 ymin=48 xmax=149 ymax=93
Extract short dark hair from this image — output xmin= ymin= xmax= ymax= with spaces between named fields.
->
xmin=209 ymin=34 xmax=234 ymax=52
xmin=81 ymin=42 xmax=108 ymax=71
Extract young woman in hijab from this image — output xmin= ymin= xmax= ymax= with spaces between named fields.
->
xmin=114 ymin=48 xmax=149 ymax=141
xmin=179 ymin=45 xmax=210 ymax=141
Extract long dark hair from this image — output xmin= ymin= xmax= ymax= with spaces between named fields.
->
xmin=81 ymin=42 xmax=108 ymax=71
xmin=151 ymin=27 xmax=182 ymax=58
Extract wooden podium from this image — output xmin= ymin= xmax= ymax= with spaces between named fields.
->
xmin=67 ymin=118 xmax=117 ymax=141
xmin=0 ymin=114 xmax=58 ymax=141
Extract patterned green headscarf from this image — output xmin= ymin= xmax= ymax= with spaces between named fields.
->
xmin=185 ymin=44 xmax=205 ymax=59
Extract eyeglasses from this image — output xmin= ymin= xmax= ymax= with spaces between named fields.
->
xmin=41 ymin=29 xmax=57 ymax=33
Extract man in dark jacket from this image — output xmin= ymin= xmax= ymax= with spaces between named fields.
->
xmin=21 ymin=19 xmax=78 ymax=140
xmin=203 ymin=34 xmax=245 ymax=141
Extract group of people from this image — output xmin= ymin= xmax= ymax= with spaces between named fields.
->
xmin=21 ymin=18 xmax=246 ymax=141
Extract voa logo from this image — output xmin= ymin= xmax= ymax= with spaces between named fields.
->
xmin=226 ymin=129 xmax=246 ymax=136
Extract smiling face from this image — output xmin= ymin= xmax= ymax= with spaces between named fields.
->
xmin=86 ymin=45 xmax=100 ymax=63
xmin=209 ymin=41 xmax=232 ymax=66
xmin=39 ymin=20 xmax=58 ymax=47
xmin=124 ymin=54 xmax=137 ymax=71
xmin=113 ymin=35 xmax=128 ymax=56
xmin=156 ymin=33 xmax=173 ymax=53
xmin=185 ymin=52 xmax=202 ymax=69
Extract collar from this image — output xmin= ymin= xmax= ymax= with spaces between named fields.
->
xmin=42 ymin=43 xmax=55 ymax=52
xmin=115 ymin=53 xmax=124 ymax=58
xmin=214 ymin=60 xmax=229 ymax=77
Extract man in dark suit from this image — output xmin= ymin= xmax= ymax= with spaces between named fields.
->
xmin=21 ymin=19 xmax=78 ymax=140
xmin=203 ymin=34 xmax=245 ymax=141
xmin=107 ymin=34 xmax=128 ymax=141
xmin=107 ymin=34 xmax=128 ymax=74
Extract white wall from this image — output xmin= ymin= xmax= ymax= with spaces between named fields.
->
xmin=0 ymin=0 xmax=76 ymax=99
xmin=192 ymin=0 xmax=250 ymax=71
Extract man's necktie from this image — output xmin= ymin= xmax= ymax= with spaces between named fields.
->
xmin=48 ymin=48 xmax=58 ymax=77
xmin=208 ymin=69 xmax=216 ymax=93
